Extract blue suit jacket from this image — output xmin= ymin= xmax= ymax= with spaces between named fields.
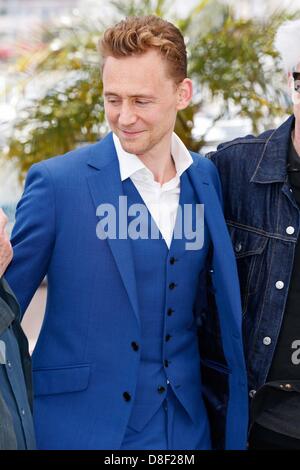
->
xmin=5 ymin=133 xmax=248 ymax=449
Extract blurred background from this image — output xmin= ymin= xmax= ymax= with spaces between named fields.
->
xmin=0 ymin=0 xmax=299 ymax=352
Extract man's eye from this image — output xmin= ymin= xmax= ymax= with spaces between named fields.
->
xmin=107 ymin=99 xmax=120 ymax=105
xmin=136 ymin=100 xmax=150 ymax=105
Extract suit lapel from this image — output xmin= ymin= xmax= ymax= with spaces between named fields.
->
xmin=188 ymin=161 xmax=229 ymax=244
xmin=86 ymin=134 xmax=139 ymax=323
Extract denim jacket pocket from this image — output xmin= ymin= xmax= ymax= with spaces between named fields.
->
xmin=228 ymin=224 xmax=268 ymax=314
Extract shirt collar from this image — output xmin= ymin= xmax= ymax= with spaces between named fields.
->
xmin=113 ymin=132 xmax=193 ymax=182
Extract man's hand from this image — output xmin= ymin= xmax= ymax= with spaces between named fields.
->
xmin=0 ymin=209 xmax=13 ymax=277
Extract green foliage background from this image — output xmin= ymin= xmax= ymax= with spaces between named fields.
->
xmin=3 ymin=0 xmax=297 ymax=177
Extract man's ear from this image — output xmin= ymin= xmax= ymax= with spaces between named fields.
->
xmin=176 ymin=78 xmax=193 ymax=110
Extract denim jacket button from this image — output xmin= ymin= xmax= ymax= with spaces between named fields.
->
xmin=286 ymin=226 xmax=295 ymax=235
xmin=235 ymin=242 xmax=242 ymax=253
xmin=275 ymin=281 xmax=284 ymax=290
xmin=263 ymin=336 xmax=272 ymax=346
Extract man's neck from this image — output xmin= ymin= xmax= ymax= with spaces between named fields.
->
xmin=138 ymin=149 xmax=177 ymax=185
xmin=146 ymin=159 xmax=176 ymax=185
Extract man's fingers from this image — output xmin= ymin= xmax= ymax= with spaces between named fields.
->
xmin=0 ymin=208 xmax=8 ymax=234
xmin=0 ymin=237 xmax=13 ymax=277
xmin=0 ymin=208 xmax=12 ymax=276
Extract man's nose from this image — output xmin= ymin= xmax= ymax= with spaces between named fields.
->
xmin=118 ymin=103 xmax=137 ymax=126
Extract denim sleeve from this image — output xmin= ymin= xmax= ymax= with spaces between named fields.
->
xmin=0 ymin=383 xmax=17 ymax=449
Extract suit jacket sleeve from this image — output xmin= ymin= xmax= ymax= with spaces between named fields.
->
xmin=5 ymin=162 xmax=56 ymax=316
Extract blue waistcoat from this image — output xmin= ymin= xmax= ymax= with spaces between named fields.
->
xmin=122 ymin=171 xmax=211 ymax=435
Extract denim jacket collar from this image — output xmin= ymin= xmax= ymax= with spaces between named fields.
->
xmin=250 ymin=115 xmax=295 ymax=184
xmin=0 ymin=278 xmax=17 ymax=335
xmin=0 ymin=299 xmax=14 ymax=336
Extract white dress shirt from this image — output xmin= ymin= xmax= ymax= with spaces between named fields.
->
xmin=113 ymin=133 xmax=193 ymax=248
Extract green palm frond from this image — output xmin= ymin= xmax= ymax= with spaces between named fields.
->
xmin=3 ymin=0 xmax=298 ymax=177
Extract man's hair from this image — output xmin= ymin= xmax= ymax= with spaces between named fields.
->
xmin=274 ymin=19 xmax=300 ymax=73
xmin=99 ymin=15 xmax=187 ymax=84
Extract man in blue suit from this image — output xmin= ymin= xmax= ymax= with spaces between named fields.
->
xmin=5 ymin=15 xmax=247 ymax=450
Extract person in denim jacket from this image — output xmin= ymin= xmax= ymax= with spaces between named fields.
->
xmin=208 ymin=19 xmax=300 ymax=449
xmin=0 ymin=209 xmax=35 ymax=449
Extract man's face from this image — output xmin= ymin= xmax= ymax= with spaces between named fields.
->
xmin=290 ymin=63 xmax=300 ymax=122
xmin=102 ymin=49 xmax=192 ymax=158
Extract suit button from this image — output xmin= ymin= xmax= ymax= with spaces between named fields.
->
xmin=131 ymin=342 xmax=139 ymax=351
xmin=170 ymin=257 xmax=177 ymax=265
xmin=167 ymin=308 xmax=174 ymax=316
xmin=123 ymin=392 xmax=131 ymax=402
xmin=157 ymin=386 xmax=166 ymax=394
xmin=165 ymin=334 xmax=171 ymax=342
xmin=169 ymin=282 xmax=177 ymax=290
xmin=249 ymin=389 xmax=256 ymax=398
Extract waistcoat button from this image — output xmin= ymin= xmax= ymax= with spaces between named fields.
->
xmin=131 ymin=342 xmax=139 ymax=351
xmin=123 ymin=392 xmax=131 ymax=402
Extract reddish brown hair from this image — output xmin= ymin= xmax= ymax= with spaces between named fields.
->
xmin=99 ymin=15 xmax=187 ymax=84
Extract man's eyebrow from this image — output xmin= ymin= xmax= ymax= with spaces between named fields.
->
xmin=104 ymin=92 xmax=155 ymax=99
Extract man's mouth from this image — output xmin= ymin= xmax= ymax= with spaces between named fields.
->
xmin=119 ymin=129 xmax=145 ymax=137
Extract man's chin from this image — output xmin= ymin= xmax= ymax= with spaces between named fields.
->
xmin=119 ymin=140 xmax=146 ymax=156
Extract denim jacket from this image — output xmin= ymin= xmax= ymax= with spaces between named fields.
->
xmin=0 ymin=278 xmax=35 ymax=449
xmin=207 ymin=115 xmax=298 ymax=401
